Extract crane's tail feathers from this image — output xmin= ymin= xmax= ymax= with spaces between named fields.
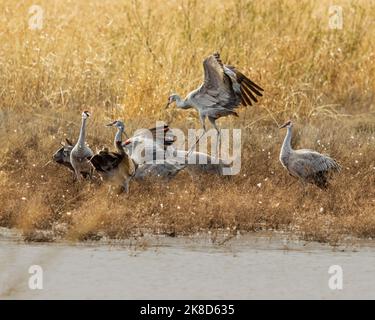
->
xmin=326 ymin=156 xmax=341 ymax=172
xmin=331 ymin=160 xmax=342 ymax=172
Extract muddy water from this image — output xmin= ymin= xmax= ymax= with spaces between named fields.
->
xmin=1 ymin=228 xmax=375 ymax=299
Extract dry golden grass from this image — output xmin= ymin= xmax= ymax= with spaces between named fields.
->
xmin=0 ymin=0 xmax=374 ymax=243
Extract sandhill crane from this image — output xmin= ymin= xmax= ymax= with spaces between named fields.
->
xmin=165 ymin=52 xmax=263 ymax=153
xmin=124 ymin=125 xmax=231 ymax=178
xmin=70 ymin=111 xmax=94 ymax=181
xmin=53 ymin=123 xmax=230 ymax=181
xmin=123 ymin=124 xmax=176 ymax=165
xmin=51 ymin=124 xmax=173 ymax=181
xmin=52 ymin=138 xmax=91 ymax=178
xmin=89 ymin=120 xmax=136 ymax=193
xmin=53 ymin=138 xmax=74 ymax=170
xmin=279 ymin=120 xmax=341 ymax=189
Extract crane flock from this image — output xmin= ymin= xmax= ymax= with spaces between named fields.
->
xmin=52 ymin=52 xmax=341 ymax=193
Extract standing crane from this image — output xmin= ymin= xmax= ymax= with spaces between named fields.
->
xmin=70 ymin=111 xmax=94 ymax=181
xmin=279 ymin=120 xmax=341 ymax=189
xmin=165 ymin=52 xmax=263 ymax=154
xmin=53 ymin=138 xmax=91 ymax=179
xmin=89 ymin=120 xmax=136 ymax=193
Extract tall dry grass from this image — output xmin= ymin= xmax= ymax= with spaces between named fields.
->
xmin=0 ymin=0 xmax=374 ymax=243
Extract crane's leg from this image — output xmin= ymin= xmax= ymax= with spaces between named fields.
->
xmin=107 ymin=185 xmax=112 ymax=195
xmin=208 ymin=117 xmax=220 ymax=158
xmin=186 ymin=116 xmax=207 ymax=158
xmin=72 ymin=164 xmax=81 ymax=182
xmin=88 ymin=166 xmax=94 ymax=180
xmin=299 ymin=179 xmax=308 ymax=197
xmin=123 ymin=178 xmax=130 ymax=194
xmin=75 ymin=172 xmax=82 ymax=182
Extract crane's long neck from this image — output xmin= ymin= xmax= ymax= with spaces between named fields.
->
xmin=78 ymin=117 xmax=87 ymax=148
xmin=115 ymin=140 xmax=126 ymax=156
xmin=114 ymin=127 xmax=124 ymax=152
xmin=280 ymin=126 xmax=293 ymax=158
xmin=115 ymin=129 xmax=127 ymax=157
xmin=175 ymin=95 xmax=191 ymax=109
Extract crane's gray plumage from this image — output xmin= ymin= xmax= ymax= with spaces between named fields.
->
xmin=166 ymin=52 xmax=263 ymax=156
xmin=124 ymin=125 xmax=231 ymax=178
xmin=279 ymin=120 xmax=341 ymax=189
xmin=53 ymin=138 xmax=91 ymax=179
xmin=70 ymin=111 xmax=94 ymax=181
xmin=166 ymin=52 xmax=263 ymax=133
xmin=54 ymin=123 xmax=231 ymax=181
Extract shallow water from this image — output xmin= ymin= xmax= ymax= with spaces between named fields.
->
xmin=1 ymin=228 xmax=375 ymax=299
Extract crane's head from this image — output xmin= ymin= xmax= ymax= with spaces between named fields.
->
xmin=279 ymin=120 xmax=293 ymax=129
xmin=106 ymin=120 xmax=125 ymax=131
xmin=81 ymin=111 xmax=91 ymax=119
xmin=165 ymin=94 xmax=179 ymax=108
xmin=106 ymin=120 xmax=129 ymax=141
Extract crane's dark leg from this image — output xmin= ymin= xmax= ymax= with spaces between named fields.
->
xmin=186 ymin=116 xmax=206 ymax=157
xmin=123 ymin=179 xmax=130 ymax=194
xmin=299 ymin=179 xmax=308 ymax=197
xmin=208 ymin=117 xmax=220 ymax=158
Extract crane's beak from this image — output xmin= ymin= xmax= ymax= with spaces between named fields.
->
xmin=279 ymin=122 xmax=289 ymax=129
xmin=106 ymin=121 xmax=117 ymax=127
xmin=165 ymin=102 xmax=171 ymax=109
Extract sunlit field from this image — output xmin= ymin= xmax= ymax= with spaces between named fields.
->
xmin=0 ymin=0 xmax=374 ymax=243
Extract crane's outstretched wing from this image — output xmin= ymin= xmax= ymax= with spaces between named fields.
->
xmin=224 ymin=64 xmax=263 ymax=106
xmin=191 ymin=53 xmax=263 ymax=114
xmin=190 ymin=54 xmax=239 ymax=114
